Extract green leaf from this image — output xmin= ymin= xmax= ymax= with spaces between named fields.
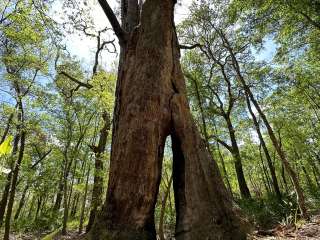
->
xmin=0 ymin=135 xmax=13 ymax=156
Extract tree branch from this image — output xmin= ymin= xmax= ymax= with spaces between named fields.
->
xmin=179 ymin=43 xmax=202 ymax=50
xmin=98 ymin=0 xmax=128 ymax=44
xmin=59 ymin=71 xmax=93 ymax=89
xmin=209 ymin=135 xmax=232 ymax=153
xmin=31 ymin=149 xmax=52 ymax=169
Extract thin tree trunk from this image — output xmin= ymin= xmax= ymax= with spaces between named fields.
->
xmin=19 ymin=191 xmax=30 ymax=220
xmin=14 ymin=184 xmax=29 ymax=220
xmin=53 ymin=171 xmax=64 ymax=212
xmin=248 ymin=170 xmax=261 ymax=198
xmin=281 ymin=163 xmax=290 ymax=194
xmin=71 ymin=156 xmax=87 ymax=218
xmin=245 ymin=85 xmax=308 ymax=217
xmin=158 ymin=175 xmax=173 ymax=240
xmin=0 ymin=133 xmax=20 ymax=226
xmin=79 ymin=165 xmax=90 ymax=233
xmin=189 ymin=76 xmax=210 ymax=151
xmin=86 ymin=113 xmax=110 ymax=232
xmin=71 ymin=194 xmax=79 ymax=217
xmin=67 ymin=160 xmax=78 ymax=217
xmin=34 ymin=195 xmax=42 ymax=221
xmin=246 ymin=93 xmax=282 ymax=201
xmin=225 ymin=116 xmax=251 ymax=199
xmin=61 ymin=169 xmax=69 ymax=235
xmin=0 ymin=113 xmax=13 ymax=145
xmin=4 ymin=130 xmax=26 ymax=240
xmin=223 ymin=31 xmax=308 ymax=218
xmin=61 ymin=155 xmax=74 ymax=235
xmin=301 ymin=165 xmax=314 ymax=191
xmin=259 ymin=145 xmax=272 ymax=195
xmin=27 ymin=195 xmax=35 ymax=219
xmin=216 ymin=142 xmax=233 ymax=196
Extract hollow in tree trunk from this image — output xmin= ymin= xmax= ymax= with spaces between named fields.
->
xmin=89 ymin=0 xmax=249 ymax=239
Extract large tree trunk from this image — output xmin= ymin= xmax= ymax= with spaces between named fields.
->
xmin=89 ymin=0 xmax=248 ymax=239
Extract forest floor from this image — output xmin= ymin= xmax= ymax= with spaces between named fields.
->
xmin=2 ymin=215 xmax=320 ymax=239
xmin=250 ymin=215 xmax=320 ymax=240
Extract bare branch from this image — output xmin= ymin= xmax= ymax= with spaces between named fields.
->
xmin=179 ymin=43 xmax=202 ymax=50
xmin=59 ymin=71 xmax=93 ymax=89
xmin=31 ymin=149 xmax=52 ymax=169
xmin=209 ymin=135 xmax=233 ymax=153
xmin=98 ymin=0 xmax=128 ymax=45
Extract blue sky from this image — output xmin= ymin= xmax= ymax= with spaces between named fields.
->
xmin=253 ymin=38 xmax=278 ymax=62
xmin=60 ymin=0 xmax=276 ymax=70
xmin=59 ymin=0 xmax=193 ymax=70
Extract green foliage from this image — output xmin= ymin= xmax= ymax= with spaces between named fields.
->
xmin=88 ymin=71 xmax=116 ymax=113
xmin=239 ymin=193 xmax=299 ymax=228
xmin=0 ymin=0 xmax=319 ymax=237
xmin=0 ymin=136 xmax=13 ymax=156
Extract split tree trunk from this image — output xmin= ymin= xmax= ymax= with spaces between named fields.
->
xmin=89 ymin=0 xmax=248 ymax=239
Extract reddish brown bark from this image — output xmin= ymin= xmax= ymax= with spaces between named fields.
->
xmin=88 ymin=0 xmax=249 ymax=239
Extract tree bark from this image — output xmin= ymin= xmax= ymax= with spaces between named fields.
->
xmin=89 ymin=1 xmax=248 ymax=239
xmin=225 ymin=116 xmax=251 ymax=199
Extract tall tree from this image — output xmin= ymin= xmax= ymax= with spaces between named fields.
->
xmin=89 ymin=0 xmax=248 ymax=239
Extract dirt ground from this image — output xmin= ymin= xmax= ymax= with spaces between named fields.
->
xmin=250 ymin=215 xmax=320 ymax=240
xmin=2 ymin=215 xmax=320 ymax=239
